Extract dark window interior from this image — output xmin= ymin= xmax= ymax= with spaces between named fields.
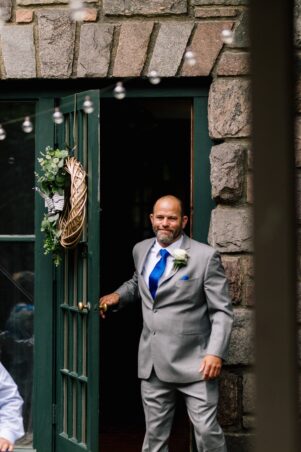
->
xmin=0 ymin=101 xmax=35 ymax=447
xmin=0 ymin=101 xmax=35 ymax=234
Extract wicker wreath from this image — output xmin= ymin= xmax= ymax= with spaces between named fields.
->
xmin=59 ymin=156 xmax=87 ymax=248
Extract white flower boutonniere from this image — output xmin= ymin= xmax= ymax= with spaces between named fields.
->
xmin=172 ymin=249 xmax=189 ymax=270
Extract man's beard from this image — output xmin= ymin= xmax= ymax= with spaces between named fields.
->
xmin=155 ymin=228 xmax=181 ymax=245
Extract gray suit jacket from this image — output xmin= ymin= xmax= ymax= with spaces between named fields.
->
xmin=116 ymin=233 xmax=233 ymax=383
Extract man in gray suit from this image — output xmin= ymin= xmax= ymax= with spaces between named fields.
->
xmin=99 ymin=195 xmax=233 ymax=452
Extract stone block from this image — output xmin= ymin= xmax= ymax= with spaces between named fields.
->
xmin=77 ymin=24 xmax=114 ymax=77
xmin=228 ymin=10 xmax=249 ymax=48
xmin=227 ymin=308 xmax=255 ymax=365
xmin=243 ymin=372 xmax=256 ymax=413
xmin=242 ymin=255 xmax=254 ymax=306
xmin=181 ymin=21 xmax=233 ymax=76
xmin=83 ymin=8 xmax=98 ymax=22
xmin=246 ymin=173 xmax=253 ymax=204
xmin=221 ymin=255 xmax=243 ymax=304
xmin=225 ymin=433 xmax=255 ymax=452
xmin=103 ymin=0 xmax=187 ymax=16
xmin=210 ymin=142 xmax=246 ymax=202
xmin=208 ymin=206 xmax=253 ymax=253
xmin=295 ymin=117 xmax=301 ymax=167
xmin=1 ymin=25 xmax=36 ymax=78
xmin=247 ymin=147 xmax=253 ymax=170
xmin=295 ymin=0 xmax=301 ymax=47
xmin=243 ymin=415 xmax=256 ymax=430
xmin=113 ymin=22 xmax=154 ymax=77
xmin=216 ymin=51 xmax=250 ymax=76
xmin=194 ymin=7 xmax=239 ymax=17
xmin=18 ymin=0 xmax=68 ymax=4
xmin=296 ymin=79 xmax=301 ymax=112
xmin=16 ymin=9 xmax=33 ymax=22
xmin=149 ymin=22 xmax=193 ymax=77
xmin=0 ymin=0 xmax=12 ymax=20
xmin=18 ymin=0 xmax=93 ymax=3
xmin=217 ymin=370 xmax=242 ymax=426
xmin=37 ymin=11 xmax=75 ymax=78
xmin=208 ymin=78 xmax=251 ymax=139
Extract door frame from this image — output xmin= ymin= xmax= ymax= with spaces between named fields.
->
xmin=0 ymin=80 xmax=214 ymax=451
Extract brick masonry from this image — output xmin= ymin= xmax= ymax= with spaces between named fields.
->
xmin=1 ymin=0 xmax=300 ymax=449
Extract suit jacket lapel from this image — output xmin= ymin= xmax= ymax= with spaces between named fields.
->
xmin=137 ymin=238 xmax=155 ymax=275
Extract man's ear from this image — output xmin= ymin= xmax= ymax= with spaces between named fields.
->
xmin=149 ymin=213 xmax=154 ymax=222
xmin=182 ymin=215 xmax=189 ymax=228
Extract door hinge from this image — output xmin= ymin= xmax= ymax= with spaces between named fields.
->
xmin=52 ymin=404 xmax=57 ymax=425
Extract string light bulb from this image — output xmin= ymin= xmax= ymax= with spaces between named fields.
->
xmin=184 ymin=49 xmax=196 ymax=66
xmin=69 ymin=0 xmax=85 ymax=22
xmin=53 ymin=107 xmax=64 ymax=125
xmin=148 ymin=70 xmax=161 ymax=85
xmin=113 ymin=82 xmax=126 ymax=100
xmin=82 ymin=96 xmax=94 ymax=114
xmin=22 ymin=116 xmax=33 ymax=133
xmin=221 ymin=29 xmax=234 ymax=45
xmin=0 ymin=124 xmax=6 ymax=140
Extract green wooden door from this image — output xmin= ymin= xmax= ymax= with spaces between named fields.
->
xmin=54 ymin=90 xmax=100 ymax=452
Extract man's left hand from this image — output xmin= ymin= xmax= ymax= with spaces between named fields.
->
xmin=199 ymin=355 xmax=222 ymax=380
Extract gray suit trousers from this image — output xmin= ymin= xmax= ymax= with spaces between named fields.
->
xmin=141 ymin=372 xmax=227 ymax=452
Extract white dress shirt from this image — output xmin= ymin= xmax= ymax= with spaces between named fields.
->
xmin=143 ymin=235 xmax=183 ymax=288
xmin=0 ymin=362 xmax=24 ymax=444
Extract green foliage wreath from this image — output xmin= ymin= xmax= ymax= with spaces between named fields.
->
xmin=35 ymin=146 xmax=69 ymax=266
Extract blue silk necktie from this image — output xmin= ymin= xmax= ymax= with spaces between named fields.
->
xmin=149 ymin=248 xmax=170 ymax=299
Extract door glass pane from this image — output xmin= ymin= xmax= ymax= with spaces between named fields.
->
xmin=0 ymin=242 xmax=34 ymax=446
xmin=0 ymin=101 xmax=35 ymax=234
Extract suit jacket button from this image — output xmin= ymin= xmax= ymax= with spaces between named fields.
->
xmin=153 ymin=309 xmax=157 ymax=313
xmin=153 ymin=331 xmax=156 ymax=335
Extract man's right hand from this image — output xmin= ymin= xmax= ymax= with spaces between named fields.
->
xmin=99 ymin=293 xmax=120 ymax=319
xmin=0 ymin=437 xmax=14 ymax=451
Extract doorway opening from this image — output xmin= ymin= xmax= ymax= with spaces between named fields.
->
xmin=99 ymin=97 xmax=192 ymax=451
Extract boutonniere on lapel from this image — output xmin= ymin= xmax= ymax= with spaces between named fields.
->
xmin=172 ymin=249 xmax=189 ymax=270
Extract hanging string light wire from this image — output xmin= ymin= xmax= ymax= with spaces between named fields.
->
xmin=0 ymin=51 xmax=204 ymax=138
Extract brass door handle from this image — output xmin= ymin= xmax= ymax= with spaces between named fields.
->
xmin=99 ymin=303 xmax=108 ymax=313
xmin=78 ymin=301 xmax=90 ymax=312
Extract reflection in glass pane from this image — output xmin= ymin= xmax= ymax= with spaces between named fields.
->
xmin=0 ymin=242 xmax=34 ymax=446
xmin=0 ymin=101 xmax=35 ymax=234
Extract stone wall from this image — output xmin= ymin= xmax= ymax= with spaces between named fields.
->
xmin=0 ymin=0 xmax=255 ymax=449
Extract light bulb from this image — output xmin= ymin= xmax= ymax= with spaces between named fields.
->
xmin=184 ymin=50 xmax=196 ymax=66
xmin=0 ymin=124 xmax=6 ymax=140
xmin=221 ymin=29 xmax=234 ymax=45
xmin=148 ymin=70 xmax=161 ymax=85
xmin=69 ymin=0 xmax=85 ymax=21
xmin=53 ymin=107 xmax=64 ymax=125
xmin=22 ymin=116 xmax=33 ymax=133
xmin=83 ymin=96 xmax=94 ymax=114
xmin=113 ymin=82 xmax=126 ymax=100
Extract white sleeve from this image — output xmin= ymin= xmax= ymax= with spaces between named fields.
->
xmin=0 ymin=363 xmax=25 ymax=443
